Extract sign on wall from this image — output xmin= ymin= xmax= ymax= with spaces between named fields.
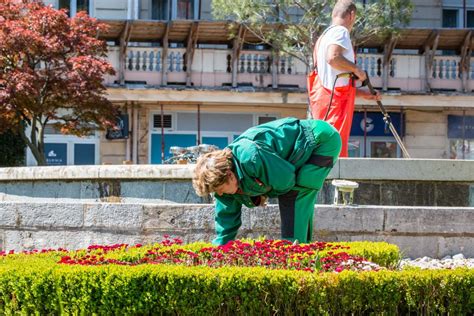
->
xmin=350 ymin=112 xmax=402 ymax=137
xmin=44 ymin=143 xmax=67 ymax=165
xmin=106 ymin=114 xmax=129 ymax=140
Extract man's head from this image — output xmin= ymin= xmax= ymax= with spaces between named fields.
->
xmin=332 ymin=0 xmax=357 ymax=29
xmin=193 ymin=149 xmax=239 ymax=197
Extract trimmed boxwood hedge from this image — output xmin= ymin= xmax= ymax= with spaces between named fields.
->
xmin=0 ymin=241 xmax=472 ymax=315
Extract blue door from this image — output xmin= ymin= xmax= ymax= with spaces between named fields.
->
xmin=151 ymin=134 xmax=196 ymax=164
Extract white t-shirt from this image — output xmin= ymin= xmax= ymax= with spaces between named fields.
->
xmin=316 ymin=25 xmax=354 ymax=89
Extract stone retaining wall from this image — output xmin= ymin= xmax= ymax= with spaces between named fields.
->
xmin=1 ymin=201 xmax=473 ymax=258
xmin=1 ymin=159 xmax=474 ymax=206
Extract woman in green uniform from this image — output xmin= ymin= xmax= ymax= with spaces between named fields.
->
xmin=193 ymin=117 xmax=341 ymax=245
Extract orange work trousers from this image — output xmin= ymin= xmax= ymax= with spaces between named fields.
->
xmin=307 ymin=70 xmax=356 ymax=157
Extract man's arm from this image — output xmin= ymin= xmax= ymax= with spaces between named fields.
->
xmin=326 ymin=44 xmax=366 ymax=81
xmin=356 ymin=88 xmax=381 ymax=101
xmin=326 ymin=44 xmax=381 ymax=101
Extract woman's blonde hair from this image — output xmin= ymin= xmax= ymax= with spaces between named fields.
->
xmin=192 ymin=148 xmax=234 ymax=196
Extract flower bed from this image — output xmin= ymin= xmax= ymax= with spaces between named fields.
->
xmin=0 ymin=239 xmax=472 ymax=315
xmin=57 ymin=238 xmax=387 ymax=273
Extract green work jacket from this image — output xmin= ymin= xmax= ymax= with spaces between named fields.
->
xmin=213 ymin=117 xmax=318 ymax=245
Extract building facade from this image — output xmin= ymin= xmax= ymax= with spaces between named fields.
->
xmin=27 ymin=0 xmax=474 ymax=166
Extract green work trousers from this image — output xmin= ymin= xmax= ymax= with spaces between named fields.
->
xmin=278 ymin=120 xmax=341 ymax=243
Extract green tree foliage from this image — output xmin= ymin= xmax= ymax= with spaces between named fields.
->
xmin=0 ymin=130 xmax=25 ymax=167
xmin=212 ymin=0 xmax=413 ymax=68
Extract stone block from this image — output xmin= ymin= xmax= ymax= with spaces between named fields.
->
xmin=316 ymin=182 xmax=334 ymax=204
xmin=31 ymin=181 xmax=82 ymax=199
xmin=314 ymin=205 xmax=385 ymax=232
xmin=84 ymin=203 xmax=143 ymax=230
xmin=339 ymin=159 xmax=474 ymax=181
xmin=98 ymin=165 xmax=193 ymax=179
xmin=384 ymin=207 xmax=474 ymax=234
xmin=471 ymin=185 xmax=474 ymax=207
xmin=437 ymin=237 xmax=474 ymax=258
xmin=121 ymin=181 xmax=164 ymax=200
xmin=2 ymin=182 xmax=33 ymax=199
xmin=17 ymin=202 xmax=83 ymax=228
xmin=435 ymin=183 xmax=469 ymax=206
xmin=80 ymin=181 xmax=101 ymax=200
xmin=378 ymin=235 xmax=440 ymax=259
xmin=354 ymin=182 xmax=381 ymax=205
xmin=4 ymin=230 xmax=141 ymax=252
xmin=246 ymin=205 xmax=280 ymax=230
xmin=412 ymin=182 xmax=436 ymax=206
xmin=0 ymin=203 xmax=18 ymax=227
xmin=143 ymin=204 xmax=214 ymax=231
xmin=380 ymin=182 xmax=416 ymax=205
xmin=163 ymin=181 xmax=202 ymax=203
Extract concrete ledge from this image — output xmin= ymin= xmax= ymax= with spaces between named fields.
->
xmin=1 ymin=202 xmax=473 ymax=258
xmin=0 ymin=164 xmax=195 ymax=181
xmin=1 ymin=158 xmax=474 ymax=181
xmin=337 ymin=158 xmax=474 ymax=181
xmin=1 ymin=160 xmax=473 ymax=206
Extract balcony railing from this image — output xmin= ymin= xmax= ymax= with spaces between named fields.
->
xmin=105 ymin=47 xmax=474 ymax=92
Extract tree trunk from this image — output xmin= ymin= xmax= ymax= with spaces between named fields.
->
xmin=18 ymin=122 xmax=47 ymax=166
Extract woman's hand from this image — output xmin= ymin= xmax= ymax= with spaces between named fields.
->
xmin=251 ymin=195 xmax=268 ymax=207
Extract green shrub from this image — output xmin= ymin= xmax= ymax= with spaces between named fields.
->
xmin=0 ymin=241 xmax=472 ymax=314
xmin=0 ymin=261 xmax=472 ymax=315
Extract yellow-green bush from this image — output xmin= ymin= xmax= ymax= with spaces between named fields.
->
xmin=0 ymin=263 xmax=472 ymax=315
xmin=0 ymin=241 xmax=471 ymax=315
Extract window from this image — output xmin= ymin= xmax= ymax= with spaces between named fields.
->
xmin=449 ymin=139 xmax=474 ymax=160
xmin=349 ymin=111 xmax=403 ymax=158
xmin=348 ymin=140 xmax=361 ymax=157
xmin=258 ymin=116 xmax=277 ymax=125
xmin=153 ymin=114 xmax=173 ymax=128
xmin=443 ymin=9 xmax=458 ymax=27
xmin=58 ymin=0 xmax=89 ymax=17
xmin=77 ymin=0 xmax=89 ymax=13
xmin=448 ymin=115 xmax=474 ymax=160
xmin=176 ymin=0 xmax=194 ymax=19
xmin=152 ymin=0 xmax=170 ymax=20
xmin=59 ymin=0 xmax=70 ymax=15
xmin=370 ymin=141 xmax=398 ymax=158
xmin=468 ymin=10 xmax=474 ymax=28
xmin=442 ymin=7 xmax=474 ymax=28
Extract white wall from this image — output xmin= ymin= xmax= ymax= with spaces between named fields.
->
xmin=93 ymin=0 xmax=128 ymax=19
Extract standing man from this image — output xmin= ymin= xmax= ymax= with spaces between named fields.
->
xmin=192 ymin=117 xmax=341 ymax=245
xmin=308 ymin=0 xmax=381 ymax=157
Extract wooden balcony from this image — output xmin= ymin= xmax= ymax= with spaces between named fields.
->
xmin=105 ymin=46 xmax=474 ymax=93
xmin=100 ymin=20 xmax=473 ymax=93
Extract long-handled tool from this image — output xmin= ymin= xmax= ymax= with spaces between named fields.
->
xmin=325 ymin=71 xmax=410 ymax=158
xmin=361 ymin=71 xmax=410 ymax=158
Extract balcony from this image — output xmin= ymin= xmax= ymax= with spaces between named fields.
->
xmin=99 ymin=21 xmax=473 ymax=93
xmin=105 ymin=46 xmax=309 ymax=88
xmin=357 ymin=54 xmax=474 ymax=92
xmin=105 ymin=46 xmax=474 ymax=93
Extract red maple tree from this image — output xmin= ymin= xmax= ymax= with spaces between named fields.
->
xmin=0 ymin=0 xmax=116 ymax=165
